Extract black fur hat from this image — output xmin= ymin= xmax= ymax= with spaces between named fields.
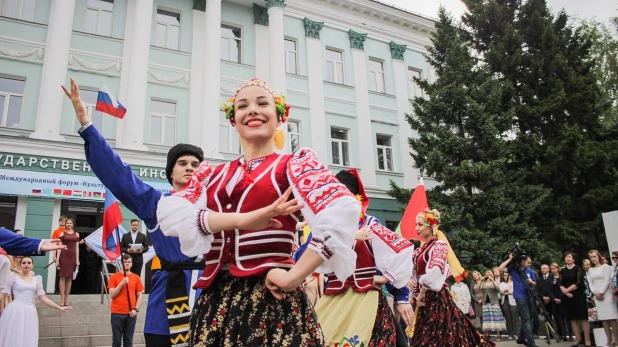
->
xmin=335 ymin=170 xmax=359 ymax=195
xmin=165 ymin=144 xmax=204 ymax=185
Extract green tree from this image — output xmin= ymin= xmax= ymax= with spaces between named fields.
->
xmin=461 ymin=0 xmax=618 ymax=259
xmin=389 ymin=7 xmax=551 ymax=268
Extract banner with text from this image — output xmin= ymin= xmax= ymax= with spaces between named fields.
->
xmin=0 ymin=168 xmax=171 ymax=200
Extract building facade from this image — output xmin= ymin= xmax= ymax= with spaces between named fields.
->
xmin=0 ymin=0 xmax=436 ymax=289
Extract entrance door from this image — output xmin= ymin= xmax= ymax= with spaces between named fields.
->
xmin=61 ymin=199 xmax=104 ymax=294
xmin=0 ymin=195 xmax=17 ymax=230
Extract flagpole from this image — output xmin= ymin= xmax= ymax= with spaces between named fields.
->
xmin=115 ymin=226 xmax=133 ymax=312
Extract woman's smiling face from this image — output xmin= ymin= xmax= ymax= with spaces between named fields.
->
xmin=234 ymin=86 xmax=279 ymax=143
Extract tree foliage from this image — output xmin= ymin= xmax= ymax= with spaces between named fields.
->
xmin=389 ymin=2 xmax=618 ymax=268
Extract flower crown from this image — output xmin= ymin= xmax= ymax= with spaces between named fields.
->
xmin=221 ymin=78 xmax=290 ymax=126
xmin=423 ymin=212 xmax=439 ymax=228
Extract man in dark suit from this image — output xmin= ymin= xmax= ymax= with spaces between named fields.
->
xmin=536 ymin=264 xmax=554 ymax=323
xmin=121 ymin=220 xmax=149 ymax=276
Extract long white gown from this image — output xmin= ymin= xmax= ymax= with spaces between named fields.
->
xmin=0 ymin=273 xmax=44 ymax=347
xmin=588 ymin=264 xmax=618 ymax=320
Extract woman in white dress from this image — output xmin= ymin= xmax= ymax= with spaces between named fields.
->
xmin=588 ymin=249 xmax=618 ymax=347
xmin=0 ymin=256 xmax=71 ymax=346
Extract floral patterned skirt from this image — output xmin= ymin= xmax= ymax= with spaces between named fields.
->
xmin=189 ymin=271 xmax=325 ymax=347
xmin=410 ymin=287 xmax=495 ymax=347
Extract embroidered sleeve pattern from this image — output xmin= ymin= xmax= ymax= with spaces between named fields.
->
xmin=309 ymin=235 xmax=333 ymax=260
xmin=196 ymin=210 xmax=213 ymax=235
xmin=173 ymin=161 xmax=212 ymax=204
xmin=367 ymin=221 xmax=412 ymax=253
xmin=287 ymin=149 xmax=352 ymax=214
xmin=427 ymin=241 xmax=448 ymax=273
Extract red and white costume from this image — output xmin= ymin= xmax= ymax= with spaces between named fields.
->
xmin=157 ymin=148 xmax=360 ymax=286
xmin=412 ymin=238 xmax=450 ymax=294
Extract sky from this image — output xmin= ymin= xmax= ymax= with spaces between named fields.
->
xmin=381 ymin=0 xmax=617 ymax=26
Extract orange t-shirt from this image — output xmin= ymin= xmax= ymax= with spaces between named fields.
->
xmin=51 ymin=227 xmax=65 ymax=240
xmin=108 ymin=271 xmax=144 ymax=314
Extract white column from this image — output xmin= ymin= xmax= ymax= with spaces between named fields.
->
xmin=393 ymin=59 xmax=417 ymax=188
xmin=351 ymin=49 xmax=377 ymax=187
xmin=201 ymin=0 xmax=222 ymax=158
xmin=188 ymin=9 xmax=206 ymax=146
xmin=115 ymin=0 xmax=136 ymax=145
xmin=266 ymin=2 xmax=288 ymax=152
xmin=306 ymin=37 xmax=327 ymax=162
xmin=254 ymin=24 xmax=270 ymax=81
xmin=30 ymin=0 xmax=77 ymax=141
xmin=116 ymin=0 xmax=153 ymax=151
xmin=603 ymin=211 xmax=618 ymax=256
xmin=46 ymin=199 xmax=62 ymax=292
xmin=14 ymin=196 xmax=27 ymax=231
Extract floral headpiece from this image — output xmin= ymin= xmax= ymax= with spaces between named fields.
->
xmin=422 ymin=212 xmax=439 ymax=229
xmin=221 ymin=78 xmax=290 ymax=126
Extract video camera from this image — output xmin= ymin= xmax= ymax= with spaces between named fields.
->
xmin=507 ymin=243 xmax=527 ymax=270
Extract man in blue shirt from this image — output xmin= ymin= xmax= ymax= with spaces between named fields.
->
xmin=499 ymin=253 xmax=540 ymax=347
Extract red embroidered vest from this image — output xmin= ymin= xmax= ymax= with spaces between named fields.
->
xmin=324 ymin=240 xmax=377 ymax=295
xmin=194 ymin=153 xmax=299 ymax=289
xmin=412 ymin=238 xmax=446 ymax=294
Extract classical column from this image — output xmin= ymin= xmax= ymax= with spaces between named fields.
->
xmin=116 ymin=0 xmax=153 ymax=151
xmin=30 ymin=0 xmax=77 ymax=141
xmin=253 ymin=4 xmax=270 ymax=81
xmin=304 ymin=18 xmax=327 ymax=162
xmin=265 ymin=0 xmax=288 ymax=153
xmin=349 ymin=30 xmax=377 ymax=187
xmin=391 ymin=41 xmax=417 ymax=188
xmin=201 ymin=0 xmax=222 ymax=158
xmin=188 ymin=1 xmax=206 ymax=146
xmin=115 ymin=0 xmax=135 ymax=145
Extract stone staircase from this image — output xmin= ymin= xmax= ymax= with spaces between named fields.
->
xmin=37 ymin=294 xmax=149 ymax=347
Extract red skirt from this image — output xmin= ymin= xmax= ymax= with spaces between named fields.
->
xmin=410 ymin=287 xmax=495 ymax=347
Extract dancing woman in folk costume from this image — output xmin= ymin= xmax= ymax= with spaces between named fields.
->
xmin=157 ymin=78 xmax=360 ymax=346
xmin=410 ymin=209 xmax=494 ymax=347
xmin=313 ymin=169 xmax=414 ymax=347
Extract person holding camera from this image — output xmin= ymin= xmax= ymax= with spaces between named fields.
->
xmin=478 ymin=270 xmax=506 ymax=341
xmin=499 ymin=253 xmax=539 ymax=347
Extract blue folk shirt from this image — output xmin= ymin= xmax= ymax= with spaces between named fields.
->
xmin=0 ymin=228 xmax=44 ymax=256
xmin=79 ymin=124 xmax=202 ymax=337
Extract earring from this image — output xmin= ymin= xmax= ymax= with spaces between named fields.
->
xmin=273 ymin=128 xmax=285 ymax=150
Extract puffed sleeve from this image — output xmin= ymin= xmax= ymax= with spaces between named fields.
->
xmin=367 ymin=219 xmax=414 ymax=289
xmin=157 ymin=161 xmax=215 ymax=257
xmin=287 ymin=148 xmax=360 ymax=281
xmin=35 ymin=275 xmax=45 ymax=296
xmin=2 ymin=272 xmax=15 ymax=294
xmin=419 ymin=240 xmax=449 ymax=291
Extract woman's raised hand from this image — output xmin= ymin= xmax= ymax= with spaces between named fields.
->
xmin=61 ymin=78 xmax=89 ymax=126
xmin=238 ymin=187 xmax=304 ymax=230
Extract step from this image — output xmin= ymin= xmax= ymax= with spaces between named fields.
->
xmin=39 ymin=333 xmax=145 ymax=347
xmin=40 ymin=313 xmax=146 ymax=327
xmin=39 ymin=323 xmax=145 ymax=338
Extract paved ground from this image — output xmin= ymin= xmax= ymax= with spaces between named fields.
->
xmin=495 ymin=338 xmax=587 ymax=346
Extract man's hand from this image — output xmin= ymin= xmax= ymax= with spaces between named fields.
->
xmin=129 ymin=309 xmax=137 ymax=318
xmin=554 ymin=298 xmax=561 ymax=304
xmin=120 ymin=276 xmax=129 ymax=286
xmin=395 ymin=303 xmax=414 ymax=327
xmin=566 ymin=293 xmax=573 ymax=299
xmin=61 ymin=78 xmax=89 ymax=126
xmin=543 ymin=296 xmax=550 ymax=304
xmin=41 ymin=239 xmax=67 ymax=252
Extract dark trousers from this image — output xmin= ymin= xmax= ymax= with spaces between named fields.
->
xmin=515 ymin=298 xmax=539 ymax=346
xmin=144 ymin=333 xmax=172 ymax=347
xmin=131 ymin=262 xmax=143 ymax=277
xmin=501 ymin=301 xmax=521 ymax=337
xmin=111 ymin=313 xmax=137 ymax=347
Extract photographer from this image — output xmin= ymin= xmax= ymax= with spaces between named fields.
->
xmin=499 ymin=253 xmax=540 ymax=347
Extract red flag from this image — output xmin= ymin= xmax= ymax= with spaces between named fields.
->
xmin=102 ymin=189 xmax=123 ymax=261
xmin=397 ymin=178 xmax=429 ymax=240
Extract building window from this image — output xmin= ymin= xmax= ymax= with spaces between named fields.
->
xmin=287 ymin=120 xmax=300 ymax=153
xmin=219 ymin=117 xmax=242 ymax=154
xmin=84 ymin=0 xmax=113 ymax=36
xmin=325 ymin=49 xmax=344 ymax=84
xmin=149 ymin=100 xmax=176 ymax=146
xmin=330 ymin=127 xmax=350 ymax=166
xmin=376 ymin=134 xmax=393 ymax=171
xmin=221 ymin=25 xmax=241 ymax=63
xmin=369 ymin=59 xmax=386 ymax=93
xmin=2 ymin=0 xmax=35 ymax=21
xmin=0 ymin=77 xmax=25 ymax=128
xmin=73 ymin=89 xmax=105 ymax=133
xmin=408 ymin=68 xmax=423 ymax=99
xmin=284 ymin=39 xmax=297 ymax=74
xmin=155 ymin=9 xmax=180 ymax=50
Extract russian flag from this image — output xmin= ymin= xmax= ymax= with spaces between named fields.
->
xmin=96 ymin=84 xmax=127 ymax=119
xmin=102 ymin=189 xmax=124 ymax=261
